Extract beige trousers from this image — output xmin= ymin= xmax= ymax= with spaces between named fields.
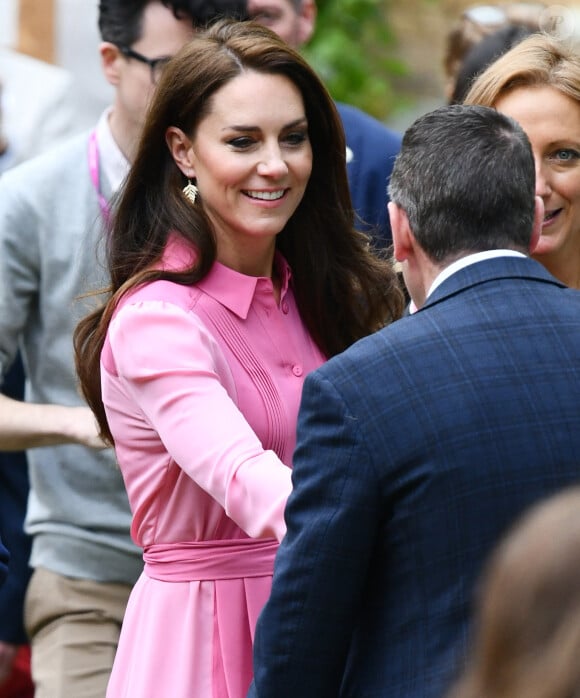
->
xmin=24 ymin=567 xmax=132 ymax=698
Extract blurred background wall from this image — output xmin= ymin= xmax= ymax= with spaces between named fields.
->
xmin=0 ymin=0 xmax=112 ymax=129
xmin=2 ymin=0 xmax=580 ymax=130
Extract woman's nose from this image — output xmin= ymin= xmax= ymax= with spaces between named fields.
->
xmin=256 ymin=147 xmax=288 ymax=178
xmin=535 ymin=162 xmax=552 ymax=198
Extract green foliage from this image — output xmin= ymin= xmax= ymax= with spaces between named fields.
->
xmin=303 ymin=0 xmax=407 ymax=121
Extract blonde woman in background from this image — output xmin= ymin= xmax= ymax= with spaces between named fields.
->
xmin=465 ymin=34 xmax=580 ymax=288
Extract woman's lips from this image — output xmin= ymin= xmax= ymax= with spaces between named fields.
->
xmin=542 ymin=208 xmax=562 ymax=228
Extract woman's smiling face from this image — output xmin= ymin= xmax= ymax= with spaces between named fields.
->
xmin=495 ymin=85 xmax=580 ymax=286
xmin=185 ymin=69 xmax=312 ymax=274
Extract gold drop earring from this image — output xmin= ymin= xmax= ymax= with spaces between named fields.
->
xmin=182 ymin=178 xmax=198 ymax=205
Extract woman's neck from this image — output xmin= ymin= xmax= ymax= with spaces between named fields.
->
xmin=216 ymin=239 xmax=276 ymax=280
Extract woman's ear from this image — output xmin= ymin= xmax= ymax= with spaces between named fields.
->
xmin=166 ymin=126 xmax=196 ymax=178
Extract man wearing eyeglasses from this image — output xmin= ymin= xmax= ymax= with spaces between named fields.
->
xmin=0 ymin=2 xmax=245 ymax=697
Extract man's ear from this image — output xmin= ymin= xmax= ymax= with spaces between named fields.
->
xmin=529 ymin=195 xmax=544 ymax=253
xmin=100 ymin=42 xmax=123 ymax=87
xmin=297 ymin=0 xmax=317 ymax=45
xmin=389 ymin=202 xmax=413 ymax=263
xmin=166 ymin=126 xmax=196 ymax=178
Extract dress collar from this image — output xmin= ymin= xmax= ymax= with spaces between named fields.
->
xmin=161 ymin=235 xmax=292 ymax=320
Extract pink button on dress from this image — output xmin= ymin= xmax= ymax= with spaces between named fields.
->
xmin=102 ymin=239 xmax=325 ymax=698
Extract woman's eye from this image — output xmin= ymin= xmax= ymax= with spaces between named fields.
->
xmin=553 ymin=149 xmax=580 ymax=162
xmin=283 ymin=131 xmax=308 ymax=146
xmin=228 ymin=137 xmax=255 ymax=149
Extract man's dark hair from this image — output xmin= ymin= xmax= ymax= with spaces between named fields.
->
xmin=98 ymin=0 xmax=248 ymax=44
xmin=388 ymin=104 xmax=536 ymax=263
xmin=98 ymin=0 xmax=159 ymax=45
xmin=164 ymin=0 xmax=248 ymax=24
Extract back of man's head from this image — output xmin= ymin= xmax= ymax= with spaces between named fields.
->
xmin=389 ymin=104 xmax=536 ymax=263
xmin=98 ymin=0 xmax=247 ymax=43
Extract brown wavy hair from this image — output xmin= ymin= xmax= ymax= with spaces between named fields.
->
xmin=74 ymin=19 xmax=404 ymax=443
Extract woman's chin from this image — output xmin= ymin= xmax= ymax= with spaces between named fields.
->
xmin=532 ymin=233 xmax=561 ymax=259
xmin=531 ymin=236 xmax=578 ymax=285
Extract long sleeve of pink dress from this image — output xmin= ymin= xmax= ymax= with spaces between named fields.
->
xmin=102 ymin=239 xmax=326 ymax=698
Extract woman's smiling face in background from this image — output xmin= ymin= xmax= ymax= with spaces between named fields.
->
xmin=495 ymin=85 xmax=580 ymax=286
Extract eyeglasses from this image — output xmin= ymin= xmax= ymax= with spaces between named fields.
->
xmin=117 ymin=45 xmax=172 ymax=85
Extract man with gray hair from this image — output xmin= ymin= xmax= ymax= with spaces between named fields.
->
xmin=249 ymin=104 xmax=580 ymax=698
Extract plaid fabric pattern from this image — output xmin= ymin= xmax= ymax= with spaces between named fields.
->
xmin=251 ymin=257 xmax=580 ymax=698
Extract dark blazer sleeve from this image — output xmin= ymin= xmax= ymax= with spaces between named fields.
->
xmin=249 ymin=369 xmax=382 ymax=698
xmin=0 ymin=353 xmax=32 ymax=643
xmin=0 ymin=536 xmax=8 ymax=588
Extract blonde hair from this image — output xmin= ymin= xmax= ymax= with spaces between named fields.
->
xmin=464 ymin=32 xmax=580 ymax=106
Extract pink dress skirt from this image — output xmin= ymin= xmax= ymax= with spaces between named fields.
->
xmin=107 ymin=538 xmax=278 ymax=698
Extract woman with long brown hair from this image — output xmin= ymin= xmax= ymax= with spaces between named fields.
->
xmin=74 ymin=18 xmax=402 ymax=698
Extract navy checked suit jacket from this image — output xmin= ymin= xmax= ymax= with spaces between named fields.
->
xmin=249 ymin=256 xmax=580 ymax=698
xmin=0 ymin=538 xmax=8 ymax=587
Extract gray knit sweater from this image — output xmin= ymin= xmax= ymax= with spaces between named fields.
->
xmin=0 ymin=131 xmax=142 ymax=583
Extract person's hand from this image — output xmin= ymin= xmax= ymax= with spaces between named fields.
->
xmin=0 ymin=642 xmax=18 ymax=686
xmin=0 ymin=396 xmax=110 ymax=451
xmin=66 ymin=406 xmax=109 ymax=449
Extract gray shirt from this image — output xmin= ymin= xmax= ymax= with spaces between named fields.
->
xmin=0 ymin=130 xmax=142 ymax=583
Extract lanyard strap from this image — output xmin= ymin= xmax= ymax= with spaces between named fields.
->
xmin=88 ymin=130 xmax=111 ymax=223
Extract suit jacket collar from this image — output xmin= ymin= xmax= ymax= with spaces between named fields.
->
xmin=419 ymin=256 xmax=566 ymax=312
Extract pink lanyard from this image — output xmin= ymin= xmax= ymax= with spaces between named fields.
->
xmin=88 ymin=130 xmax=110 ymax=223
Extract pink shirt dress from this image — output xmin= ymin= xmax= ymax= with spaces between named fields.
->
xmin=102 ymin=238 xmax=325 ymax=698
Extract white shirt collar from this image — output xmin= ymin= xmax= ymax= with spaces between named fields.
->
xmin=95 ymin=107 xmax=130 ymax=194
xmin=427 ymin=249 xmax=526 ymax=298
xmin=409 ymin=250 xmax=526 ymax=314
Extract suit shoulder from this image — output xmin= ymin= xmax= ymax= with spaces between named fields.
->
xmin=562 ymin=286 xmax=580 ymax=301
xmin=314 ymin=318 xmax=416 ymax=387
xmin=335 ymin=101 xmax=402 ymax=151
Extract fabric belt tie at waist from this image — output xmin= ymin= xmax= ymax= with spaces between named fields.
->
xmin=143 ymin=538 xmax=278 ymax=582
